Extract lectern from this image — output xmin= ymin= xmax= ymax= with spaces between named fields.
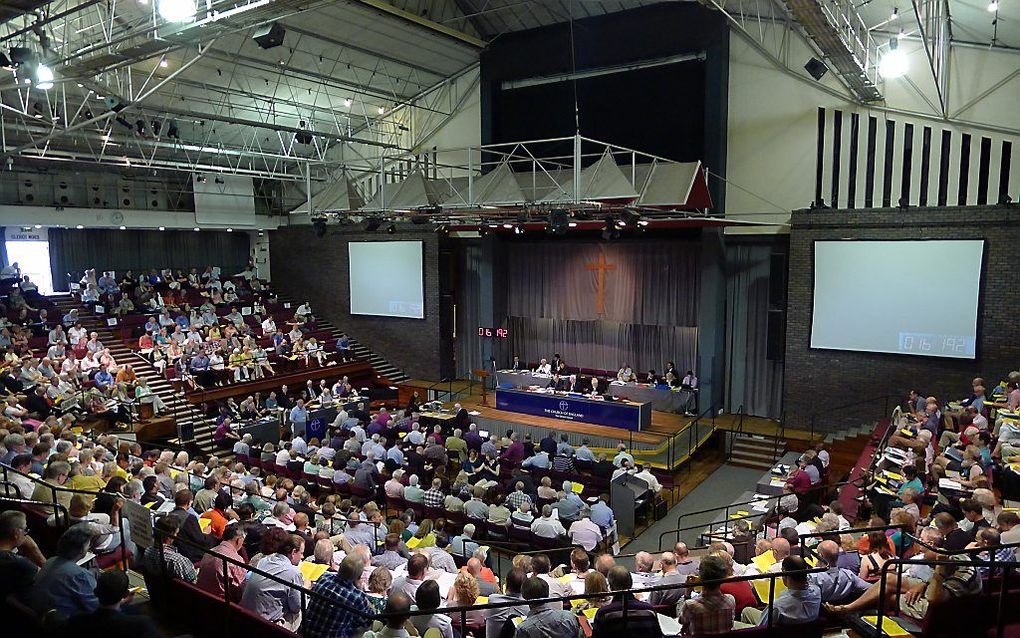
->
xmin=610 ymin=473 xmax=650 ymax=537
xmin=473 ymin=369 xmax=490 ymax=406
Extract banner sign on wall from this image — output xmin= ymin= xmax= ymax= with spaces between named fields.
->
xmin=5 ymin=227 xmax=48 ymax=242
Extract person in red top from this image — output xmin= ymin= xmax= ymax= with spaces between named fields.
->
xmin=715 ymin=551 xmax=757 ymax=615
xmin=786 ymin=460 xmax=812 ymax=494
xmin=500 ymin=431 xmax=525 ymax=464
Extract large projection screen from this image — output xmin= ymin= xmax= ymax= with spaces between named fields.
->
xmin=811 ymin=240 xmax=983 ymax=359
xmin=349 ymin=241 xmax=424 ymax=319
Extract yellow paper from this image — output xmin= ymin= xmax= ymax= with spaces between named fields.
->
xmin=476 ymin=596 xmax=488 ymax=605
xmin=582 ymin=608 xmax=598 ymax=620
xmin=884 ymin=471 xmax=903 ymax=481
xmin=198 ymin=517 xmax=212 ymax=532
xmin=558 ymin=574 xmax=575 ymax=584
xmin=144 ymin=501 xmax=156 ymax=509
xmin=299 ymin=561 xmax=329 ymax=582
xmin=406 ymin=536 xmax=421 ymax=549
xmin=804 ymin=555 xmax=818 ymax=567
xmin=751 ymin=549 xmax=776 ymax=572
xmin=571 ymin=482 xmax=584 ymax=494
xmin=751 ymin=577 xmax=786 ymax=603
xmin=729 ymin=514 xmax=742 ymax=519
xmin=398 ymin=432 xmax=406 ymax=438
xmin=735 ymin=510 xmax=750 ymax=516
xmin=862 ymin=615 xmax=911 ymax=636
xmin=511 ymin=617 xmax=525 ymax=627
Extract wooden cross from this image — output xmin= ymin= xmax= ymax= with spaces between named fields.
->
xmin=586 ymin=252 xmax=616 ymax=316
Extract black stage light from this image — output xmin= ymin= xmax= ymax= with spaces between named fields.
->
xmin=364 ymin=217 xmax=382 ymax=232
xmin=547 ymin=209 xmax=569 ymax=235
xmin=253 ymin=22 xmax=286 ymax=49
xmin=312 ymin=218 xmax=327 ymax=238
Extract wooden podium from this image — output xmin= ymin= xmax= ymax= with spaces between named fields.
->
xmin=473 ymin=369 xmax=490 ymax=407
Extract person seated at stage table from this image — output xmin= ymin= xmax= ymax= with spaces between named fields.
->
xmin=561 ymin=373 xmax=581 ymax=393
xmin=588 ymin=376 xmax=602 ymax=396
xmin=534 ymin=358 xmax=552 ymax=375
xmin=617 ymin=364 xmax=636 ymax=383
xmin=510 ymin=354 xmax=523 ymax=371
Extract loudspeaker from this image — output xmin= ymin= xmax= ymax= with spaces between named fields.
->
xmin=253 ymin=22 xmax=286 ymax=49
xmin=295 ymin=130 xmax=313 ymax=145
xmin=766 ymin=309 xmax=786 ymax=361
xmin=312 ymin=218 xmax=327 ymax=238
xmin=804 ymin=57 xmax=828 ymax=81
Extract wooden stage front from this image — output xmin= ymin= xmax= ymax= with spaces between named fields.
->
xmin=397 ymin=379 xmax=811 ymax=446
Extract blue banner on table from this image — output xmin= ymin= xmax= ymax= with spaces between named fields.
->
xmin=495 ymin=388 xmax=650 ymax=431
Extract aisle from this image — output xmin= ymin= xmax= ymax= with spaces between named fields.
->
xmin=620 ymin=463 xmax=763 ymax=558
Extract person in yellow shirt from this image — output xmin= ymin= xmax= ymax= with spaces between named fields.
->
xmin=229 ymin=348 xmax=250 ymax=382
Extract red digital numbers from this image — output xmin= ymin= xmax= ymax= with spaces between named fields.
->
xmin=478 ymin=327 xmax=509 ymax=339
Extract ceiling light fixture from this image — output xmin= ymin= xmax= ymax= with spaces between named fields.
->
xmin=119 ymin=225 xmax=127 ymax=230
xmin=35 ymin=64 xmax=54 ymax=90
xmin=226 ymin=227 xmax=233 ymax=232
xmin=158 ymin=226 xmax=166 ymax=231
xmin=890 ymin=7 xmax=899 ymax=20
xmin=343 ymin=98 xmax=352 ymax=108
xmin=159 ymin=58 xmax=169 ymax=68
xmin=377 ymin=106 xmax=385 ymax=115
xmin=158 ymin=0 xmax=197 ymax=22
xmin=878 ymin=39 xmax=909 ymax=78
xmin=75 ymin=224 xmax=84 ymax=229
xmin=193 ymin=227 xmax=200 ymax=231
xmin=988 ymin=0 xmax=999 ymax=10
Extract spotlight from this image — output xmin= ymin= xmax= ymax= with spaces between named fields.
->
xmin=195 ymin=174 xmax=207 ymax=184
xmin=193 ymin=227 xmax=200 ymax=231
xmin=34 ymin=63 xmax=54 ymax=90
xmin=804 ymin=57 xmax=828 ymax=81
xmin=377 ymin=106 xmax=385 ymax=115
xmin=226 ymin=227 xmax=233 ymax=232
xmin=547 ymin=209 xmax=569 ymax=235
xmin=253 ymin=22 xmax=286 ymax=49
xmin=513 ymin=225 xmax=523 ymax=235
xmin=502 ymin=223 xmax=513 ymax=229
xmin=890 ymin=7 xmax=898 ymax=20
xmin=167 ymin=120 xmax=179 ymax=139
xmin=159 ymin=58 xmax=168 ymax=68
xmin=878 ymin=39 xmax=908 ymax=78
xmin=312 ymin=218 xmax=327 ymax=238
xmin=119 ymin=225 xmax=127 ymax=230
xmin=568 ymin=222 xmax=578 ymax=228
xmin=135 ymin=119 xmax=146 ymax=135
xmin=158 ymin=0 xmax=197 ymax=22
xmin=343 ymin=98 xmax=352 ymax=108
xmin=364 ymin=217 xmax=382 ymax=232
xmin=152 ymin=120 xmax=162 ymax=136
xmin=621 ymin=210 xmax=642 ymax=226
xmin=386 ymin=223 xmax=396 ymax=234
xmin=75 ymin=224 xmax=84 ymax=229
xmin=158 ymin=226 xmax=166 ymax=231
xmin=988 ymin=0 xmax=999 ymax=10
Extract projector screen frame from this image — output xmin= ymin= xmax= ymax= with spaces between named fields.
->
xmin=808 ymin=238 xmax=986 ymax=361
xmin=348 ymin=239 xmax=426 ymax=320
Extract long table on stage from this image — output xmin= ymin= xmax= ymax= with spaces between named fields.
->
xmin=494 ymin=388 xmax=651 ymax=431
xmin=495 ymin=370 xmax=686 ymax=413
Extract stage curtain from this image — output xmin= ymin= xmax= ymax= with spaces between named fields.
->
xmin=48 ymin=228 xmax=250 ymax=291
xmin=455 ymin=242 xmax=484 ymax=378
xmin=506 ymin=316 xmax=697 ymax=376
xmin=505 ymin=240 xmax=700 ymax=326
xmin=725 ymin=244 xmax=784 ymax=419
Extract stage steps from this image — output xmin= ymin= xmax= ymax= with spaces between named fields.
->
xmin=728 ymin=433 xmax=787 ymax=470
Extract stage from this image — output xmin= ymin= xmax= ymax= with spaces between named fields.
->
xmin=397 ymin=379 xmax=807 ymax=470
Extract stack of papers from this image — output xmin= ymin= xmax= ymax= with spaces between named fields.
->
xmin=938 ymin=478 xmax=965 ymax=491
xmin=299 ymin=562 xmax=329 ymax=582
xmin=751 ymin=550 xmax=776 ymax=572
xmin=751 ymin=577 xmax=786 ymax=603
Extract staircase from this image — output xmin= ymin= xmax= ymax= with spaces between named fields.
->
xmin=48 ymin=295 xmax=215 ymax=451
xmin=728 ymin=433 xmax=788 ymax=470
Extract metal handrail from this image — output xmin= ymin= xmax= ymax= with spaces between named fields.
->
xmin=808 ymin=393 xmax=899 ymax=439
xmin=163 ymin=530 xmax=829 ymax=631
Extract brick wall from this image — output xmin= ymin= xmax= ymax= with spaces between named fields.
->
xmin=270 ymin=225 xmax=445 ymax=380
xmin=784 ymin=205 xmax=1020 ymax=431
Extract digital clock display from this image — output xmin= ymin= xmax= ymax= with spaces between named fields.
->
xmin=898 ymin=332 xmax=975 ymax=357
xmin=478 ymin=327 xmax=509 ymax=339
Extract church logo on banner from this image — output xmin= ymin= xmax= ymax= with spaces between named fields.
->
xmin=559 ymin=401 xmax=570 ymax=411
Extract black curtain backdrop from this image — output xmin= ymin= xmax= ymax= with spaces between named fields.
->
xmin=506 ymin=240 xmax=700 ymax=325
xmin=507 ymin=316 xmax=697 ymax=376
xmin=504 ymin=239 xmax=700 ymax=373
xmin=724 ymin=244 xmax=784 ymax=418
xmin=48 ymin=228 xmax=250 ymax=291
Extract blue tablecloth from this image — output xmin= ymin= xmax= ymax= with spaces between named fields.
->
xmin=494 ymin=388 xmax=651 ymax=431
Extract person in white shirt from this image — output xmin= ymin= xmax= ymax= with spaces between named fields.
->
xmin=617 ymin=364 xmax=635 ymax=383
xmin=633 ymin=464 xmax=662 ymax=494
xmin=331 ymin=407 xmax=350 ymax=429
xmin=530 ymin=505 xmax=566 ymax=538
xmin=567 ymin=515 xmax=604 ymax=551
xmin=261 ymin=317 xmax=277 ymax=335
xmin=534 ymin=358 xmax=552 ymax=375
